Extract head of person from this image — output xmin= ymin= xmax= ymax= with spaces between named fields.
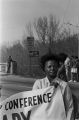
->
xmin=58 ymin=53 xmax=68 ymax=66
xmin=8 ymin=56 xmax=12 ymax=60
xmin=40 ymin=53 xmax=60 ymax=80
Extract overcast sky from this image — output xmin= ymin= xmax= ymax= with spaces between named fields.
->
xmin=0 ymin=0 xmax=79 ymax=46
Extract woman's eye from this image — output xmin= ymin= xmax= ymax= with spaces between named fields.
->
xmin=48 ymin=65 xmax=52 ymax=68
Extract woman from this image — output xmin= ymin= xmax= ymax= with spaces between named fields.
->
xmin=32 ymin=53 xmax=74 ymax=120
xmin=57 ymin=53 xmax=72 ymax=82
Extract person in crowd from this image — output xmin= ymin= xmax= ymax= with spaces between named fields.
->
xmin=71 ymin=56 xmax=79 ymax=82
xmin=77 ymin=59 xmax=79 ymax=82
xmin=7 ymin=56 xmax=13 ymax=73
xmin=57 ymin=53 xmax=71 ymax=82
xmin=57 ymin=53 xmax=68 ymax=82
xmin=64 ymin=56 xmax=71 ymax=81
xmin=32 ymin=53 xmax=74 ymax=120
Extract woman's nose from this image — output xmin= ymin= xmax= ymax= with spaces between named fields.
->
xmin=50 ymin=66 xmax=54 ymax=70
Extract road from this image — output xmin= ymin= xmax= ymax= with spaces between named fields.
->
xmin=0 ymin=75 xmax=36 ymax=102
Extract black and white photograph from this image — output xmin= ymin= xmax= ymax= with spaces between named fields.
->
xmin=0 ymin=0 xmax=79 ymax=120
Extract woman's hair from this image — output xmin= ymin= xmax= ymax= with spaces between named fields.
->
xmin=58 ymin=53 xmax=68 ymax=63
xmin=40 ymin=53 xmax=60 ymax=71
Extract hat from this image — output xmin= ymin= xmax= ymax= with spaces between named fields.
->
xmin=40 ymin=53 xmax=60 ymax=71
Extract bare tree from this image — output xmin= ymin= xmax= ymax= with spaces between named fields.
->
xmin=34 ymin=16 xmax=48 ymax=44
xmin=34 ymin=15 xmax=59 ymax=53
xmin=47 ymin=15 xmax=59 ymax=52
xmin=24 ymin=15 xmax=60 ymax=53
xmin=22 ymin=22 xmax=34 ymax=49
xmin=25 ymin=22 xmax=34 ymax=37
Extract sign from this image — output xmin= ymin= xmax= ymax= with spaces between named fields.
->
xmin=27 ymin=37 xmax=34 ymax=51
xmin=0 ymin=86 xmax=66 ymax=120
xmin=29 ymin=51 xmax=39 ymax=57
xmin=0 ymin=63 xmax=7 ymax=73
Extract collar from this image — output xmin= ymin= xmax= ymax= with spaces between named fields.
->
xmin=45 ymin=76 xmax=60 ymax=85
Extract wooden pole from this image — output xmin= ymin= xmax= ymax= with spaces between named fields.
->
xmin=78 ymin=34 xmax=79 ymax=59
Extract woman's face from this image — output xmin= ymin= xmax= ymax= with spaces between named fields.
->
xmin=44 ymin=60 xmax=59 ymax=79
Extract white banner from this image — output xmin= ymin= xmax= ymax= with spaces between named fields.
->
xmin=0 ymin=86 xmax=66 ymax=120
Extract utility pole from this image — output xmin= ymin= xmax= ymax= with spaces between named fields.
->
xmin=27 ymin=37 xmax=34 ymax=76
xmin=78 ymin=33 xmax=79 ymax=59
